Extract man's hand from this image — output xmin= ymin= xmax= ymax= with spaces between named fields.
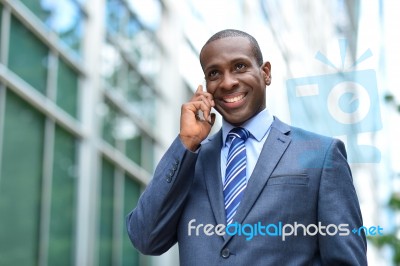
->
xmin=179 ymin=85 xmax=216 ymax=151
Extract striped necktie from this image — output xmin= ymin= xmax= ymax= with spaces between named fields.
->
xmin=223 ymin=127 xmax=250 ymax=225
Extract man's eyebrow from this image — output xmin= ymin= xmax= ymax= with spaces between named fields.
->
xmin=231 ymin=57 xmax=252 ymax=63
xmin=203 ymin=64 xmax=219 ymax=73
xmin=204 ymin=57 xmax=251 ymax=70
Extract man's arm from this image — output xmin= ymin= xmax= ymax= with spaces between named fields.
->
xmin=126 ymin=85 xmax=215 ymax=255
xmin=126 ymin=136 xmax=198 ymax=255
xmin=318 ymin=139 xmax=367 ymax=265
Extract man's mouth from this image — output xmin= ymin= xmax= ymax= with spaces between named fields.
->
xmin=222 ymin=93 xmax=246 ymax=103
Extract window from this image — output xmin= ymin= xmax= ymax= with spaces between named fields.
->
xmin=0 ymin=0 xmax=163 ymax=265
xmin=48 ymin=125 xmax=78 ymax=265
xmin=19 ymin=0 xmax=84 ymax=54
xmin=8 ymin=15 xmax=49 ymax=94
xmin=99 ymin=158 xmax=114 ymax=266
xmin=125 ymin=134 xmax=141 ymax=165
xmin=102 ymin=102 xmax=119 ymax=147
xmin=56 ymin=59 xmax=79 ymax=119
xmin=0 ymin=90 xmax=79 ymax=265
xmin=122 ymin=173 xmax=141 ymax=265
xmin=0 ymin=91 xmax=45 ymax=265
xmin=98 ymin=158 xmax=141 ymax=266
xmin=0 ymin=3 xmax=3 ymax=54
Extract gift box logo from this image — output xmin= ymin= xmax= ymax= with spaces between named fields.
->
xmin=286 ymin=39 xmax=382 ymax=163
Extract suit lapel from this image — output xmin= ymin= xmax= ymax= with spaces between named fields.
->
xmin=202 ymin=130 xmax=227 ymax=234
xmin=223 ymin=118 xmax=292 ymax=245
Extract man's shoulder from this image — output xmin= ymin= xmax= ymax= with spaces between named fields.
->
xmin=272 ymin=116 xmax=336 ymax=145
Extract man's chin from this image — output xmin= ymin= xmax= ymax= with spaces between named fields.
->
xmin=222 ymin=114 xmax=251 ymax=126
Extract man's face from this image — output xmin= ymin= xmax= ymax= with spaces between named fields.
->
xmin=200 ymin=37 xmax=271 ymax=126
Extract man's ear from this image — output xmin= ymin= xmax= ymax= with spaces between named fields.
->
xmin=262 ymin=62 xmax=272 ymax=86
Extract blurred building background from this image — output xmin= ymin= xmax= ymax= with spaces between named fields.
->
xmin=0 ymin=0 xmax=398 ymax=265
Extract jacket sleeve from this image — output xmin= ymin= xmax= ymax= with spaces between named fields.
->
xmin=126 ymin=136 xmax=198 ymax=255
xmin=318 ymin=139 xmax=367 ymax=265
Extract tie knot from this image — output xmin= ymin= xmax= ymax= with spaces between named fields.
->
xmin=228 ymin=127 xmax=250 ymax=142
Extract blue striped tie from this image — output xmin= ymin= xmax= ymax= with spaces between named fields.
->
xmin=224 ymin=127 xmax=250 ymax=224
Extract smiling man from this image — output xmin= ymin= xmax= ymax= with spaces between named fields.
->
xmin=126 ymin=29 xmax=367 ymax=265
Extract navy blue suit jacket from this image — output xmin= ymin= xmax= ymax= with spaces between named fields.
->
xmin=126 ymin=117 xmax=367 ymax=265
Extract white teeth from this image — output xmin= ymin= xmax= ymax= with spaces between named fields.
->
xmin=224 ymin=94 xmax=244 ymax=103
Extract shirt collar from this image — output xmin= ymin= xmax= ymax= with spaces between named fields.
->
xmin=222 ymin=108 xmax=274 ymax=145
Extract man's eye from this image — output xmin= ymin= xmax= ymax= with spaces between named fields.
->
xmin=208 ymin=70 xmax=218 ymax=78
xmin=235 ymin=63 xmax=246 ymax=70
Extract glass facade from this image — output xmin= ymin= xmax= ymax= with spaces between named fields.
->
xmin=0 ymin=0 xmax=162 ymax=265
xmin=20 ymin=0 xmax=84 ymax=55
xmin=0 ymin=90 xmax=45 ymax=266
xmin=8 ymin=14 xmax=49 ymax=94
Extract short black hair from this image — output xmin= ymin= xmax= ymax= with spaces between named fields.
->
xmin=200 ymin=29 xmax=263 ymax=66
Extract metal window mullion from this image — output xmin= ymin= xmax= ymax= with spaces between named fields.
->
xmin=0 ymin=64 xmax=84 ymax=139
xmin=0 ymin=84 xmax=6 ymax=188
xmin=103 ymin=90 xmax=161 ymax=147
xmin=99 ymin=140 xmax=151 ymax=186
xmin=1 ymin=2 xmax=10 ymax=65
xmin=106 ymin=35 xmax=160 ymax=98
xmin=74 ymin=0 xmax=107 ymax=264
xmin=38 ymin=118 xmax=55 ymax=266
xmin=38 ymin=39 xmax=59 ymax=266
xmin=46 ymin=52 xmax=59 ymax=101
xmin=112 ymin=165 xmax=125 ymax=266
xmin=0 ymin=3 xmax=10 ymax=189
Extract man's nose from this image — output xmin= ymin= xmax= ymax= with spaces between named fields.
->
xmin=220 ymin=72 xmax=239 ymax=90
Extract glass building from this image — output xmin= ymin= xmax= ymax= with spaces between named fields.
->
xmin=0 ymin=0 xmax=173 ymax=265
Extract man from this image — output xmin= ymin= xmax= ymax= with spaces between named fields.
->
xmin=126 ymin=29 xmax=367 ymax=265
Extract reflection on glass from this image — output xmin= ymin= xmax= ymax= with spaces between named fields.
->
xmin=105 ymin=1 xmax=162 ymax=79
xmin=123 ymin=69 xmax=155 ymax=124
xmin=20 ymin=0 xmax=84 ymax=55
xmin=106 ymin=0 xmax=127 ymax=36
xmin=102 ymin=103 xmax=118 ymax=147
xmin=100 ymin=42 xmax=156 ymax=124
xmin=127 ymin=0 xmax=162 ymax=30
xmin=128 ymin=31 xmax=161 ymax=79
xmin=125 ymin=15 xmax=141 ymax=39
xmin=101 ymin=102 xmax=144 ymax=146
xmin=101 ymin=43 xmax=122 ymax=88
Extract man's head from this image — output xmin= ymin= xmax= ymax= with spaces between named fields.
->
xmin=199 ymin=29 xmax=272 ymax=126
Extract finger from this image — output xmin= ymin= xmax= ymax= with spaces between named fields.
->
xmin=202 ymin=92 xmax=215 ymax=107
xmin=192 ymin=85 xmax=203 ymax=98
xmin=186 ymin=101 xmax=212 ymax=121
xmin=198 ymin=100 xmax=212 ymax=121
xmin=197 ymin=95 xmax=212 ymax=110
xmin=192 ymin=84 xmax=215 ymax=106
xmin=190 ymin=85 xmax=204 ymax=102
